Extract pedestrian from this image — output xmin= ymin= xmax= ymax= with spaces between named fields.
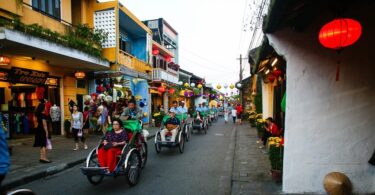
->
xmin=33 ymin=100 xmax=52 ymax=163
xmin=0 ymin=112 xmax=10 ymax=192
xmin=82 ymin=106 xmax=90 ymax=135
xmin=70 ymin=104 xmax=88 ymax=151
xmin=236 ymin=104 xmax=243 ymax=125
xmin=260 ymin=117 xmax=279 ymax=149
xmin=224 ymin=106 xmax=229 ymax=124
xmin=231 ymin=107 xmax=237 ymax=124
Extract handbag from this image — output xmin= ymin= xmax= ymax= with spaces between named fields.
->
xmin=77 ymin=129 xmax=83 ymax=137
xmin=46 ymin=139 xmax=52 ymax=150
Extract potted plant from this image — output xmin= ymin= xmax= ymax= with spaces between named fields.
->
xmin=153 ymin=111 xmax=165 ymax=127
xmin=248 ymin=111 xmax=257 ymax=127
xmin=255 ymin=115 xmax=265 ymax=139
xmin=268 ymin=137 xmax=284 ymax=182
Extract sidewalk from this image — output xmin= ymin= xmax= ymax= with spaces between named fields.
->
xmin=231 ymin=123 xmax=282 ymax=195
xmin=3 ymin=127 xmax=159 ymax=191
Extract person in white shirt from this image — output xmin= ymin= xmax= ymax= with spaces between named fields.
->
xmin=231 ymin=107 xmax=237 ymax=124
xmin=177 ymin=101 xmax=187 ymax=114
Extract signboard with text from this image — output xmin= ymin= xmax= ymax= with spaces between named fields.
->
xmin=9 ymin=67 xmax=49 ymax=85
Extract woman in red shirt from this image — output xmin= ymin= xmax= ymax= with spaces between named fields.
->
xmin=260 ymin=117 xmax=280 ymax=148
xmin=235 ymin=104 xmax=243 ymax=125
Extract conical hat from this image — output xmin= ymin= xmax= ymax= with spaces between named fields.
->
xmin=323 ymin=172 xmax=352 ymax=195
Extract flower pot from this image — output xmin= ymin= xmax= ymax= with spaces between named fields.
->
xmin=271 ymin=169 xmax=282 ymax=183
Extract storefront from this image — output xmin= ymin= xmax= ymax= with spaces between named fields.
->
xmin=0 ymin=66 xmax=61 ymax=139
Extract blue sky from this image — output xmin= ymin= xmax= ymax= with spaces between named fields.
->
xmin=121 ymin=0 xmax=253 ymax=89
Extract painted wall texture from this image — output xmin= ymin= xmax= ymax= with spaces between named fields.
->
xmin=267 ymin=6 xmax=375 ymax=194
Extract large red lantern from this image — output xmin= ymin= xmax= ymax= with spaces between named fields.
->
xmin=168 ymin=88 xmax=175 ymax=94
xmin=157 ymin=87 xmax=166 ymax=93
xmin=319 ymin=18 xmax=362 ymax=49
xmin=165 ymin=56 xmax=172 ymax=63
xmin=152 ymin=49 xmax=159 ymax=55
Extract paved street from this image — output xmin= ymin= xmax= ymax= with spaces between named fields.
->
xmin=18 ymin=119 xmax=282 ymax=194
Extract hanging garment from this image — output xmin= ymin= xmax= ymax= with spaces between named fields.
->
xmin=35 ymin=86 xmax=45 ymax=100
xmin=50 ymin=105 xmax=61 ymax=122
xmin=22 ymin=115 xmax=29 ymax=134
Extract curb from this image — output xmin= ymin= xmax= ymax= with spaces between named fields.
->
xmin=3 ymin=158 xmax=86 ymax=191
xmin=3 ymin=133 xmax=156 ymax=190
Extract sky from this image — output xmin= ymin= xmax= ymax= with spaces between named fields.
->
xmin=121 ymin=0 xmax=260 ymax=89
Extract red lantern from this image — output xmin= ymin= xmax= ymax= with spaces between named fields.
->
xmin=319 ymin=18 xmax=362 ymax=49
xmin=273 ymin=69 xmax=282 ymax=78
xmin=165 ymin=56 xmax=172 ymax=63
xmin=268 ymin=75 xmax=276 ymax=83
xmin=169 ymin=88 xmax=175 ymax=94
xmin=152 ymin=49 xmax=159 ymax=55
xmin=157 ymin=87 xmax=165 ymax=93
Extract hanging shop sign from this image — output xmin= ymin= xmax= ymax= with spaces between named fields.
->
xmin=0 ymin=68 xmax=9 ymax=81
xmin=9 ymin=67 xmax=49 ymax=85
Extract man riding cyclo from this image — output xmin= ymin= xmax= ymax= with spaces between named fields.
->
xmin=160 ymin=109 xmax=180 ymax=142
xmin=202 ymin=102 xmax=210 ymax=123
xmin=120 ymin=100 xmax=143 ymax=121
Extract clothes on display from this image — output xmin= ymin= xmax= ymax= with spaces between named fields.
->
xmin=50 ymin=104 xmax=61 ymax=135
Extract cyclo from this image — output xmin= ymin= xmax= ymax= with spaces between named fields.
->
xmin=81 ymin=120 xmax=148 ymax=186
xmin=154 ymin=114 xmax=185 ymax=154
xmin=191 ymin=111 xmax=208 ymax=134
xmin=209 ymin=108 xmax=218 ymax=123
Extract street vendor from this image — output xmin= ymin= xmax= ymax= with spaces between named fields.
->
xmin=120 ymin=100 xmax=143 ymax=121
xmin=160 ymin=110 xmax=180 ymax=142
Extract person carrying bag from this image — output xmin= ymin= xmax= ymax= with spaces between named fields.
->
xmin=70 ymin=105 xmax=88 ymax=151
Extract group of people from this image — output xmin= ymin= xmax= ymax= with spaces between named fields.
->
xmin=223 ymin=103 xmax=243 ymax=125
xmin=160 ymin=101 xmax=188 ymax=142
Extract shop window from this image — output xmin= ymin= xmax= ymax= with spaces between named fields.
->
xmin=76 ymin=80 xmax=86 ymax=89
xmin=32 ymin=0 xmax=61 ymax=20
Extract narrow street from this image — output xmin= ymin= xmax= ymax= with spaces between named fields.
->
xmin=19 ymin=119 xmax=241 ymax=195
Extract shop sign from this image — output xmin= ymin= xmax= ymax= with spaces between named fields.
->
xmin=9 ymin=67 xmax=49 ymax=85
xmin=0 ymin=69 xmax=9 ymax=81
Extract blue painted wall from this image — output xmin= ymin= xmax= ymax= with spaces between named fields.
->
xmin=132 ymin=38 xmax=147 ymax=62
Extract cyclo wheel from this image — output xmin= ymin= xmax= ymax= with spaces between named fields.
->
xmin=185 ymin=124 xmax=190 ymax=142
xmin=140 ymin=141 xmax=148 ymax=169
xmin=154 ymin=132 xmax=161 ymax=153
xmin=86 ymin=149 xmax=104 ymax=185
xmin=178 ymin=131 xmax=184 ymax=153
xmin=125 ymin=150 xmax=142 ymax=186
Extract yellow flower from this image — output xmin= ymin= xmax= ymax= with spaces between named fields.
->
xmin=153 ymin=112 xmax=161 ymax=117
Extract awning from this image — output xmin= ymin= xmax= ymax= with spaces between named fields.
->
xmin=93 ymin=66 xmax=151 ymax=80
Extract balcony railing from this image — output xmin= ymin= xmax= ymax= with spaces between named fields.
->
xmin=119 ymin=50 xmax=152 ymax=73
xmin=152 ymin=68 xmax=179 ymax=84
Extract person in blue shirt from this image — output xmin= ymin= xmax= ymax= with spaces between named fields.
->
xmin=160 ymin=110 xmax=180 ymax=142
xmin=169 ymin=101 xmax=179 ymax=114
xmin=196 ymin=103 xmax=203 ymax=112
xmin=202 ymin=102 xmax=209 ymax=112
xmin=177 ymin=101 xmax=188 ymax=114
xmin=0 ymin=113 xmax=10 ymax=188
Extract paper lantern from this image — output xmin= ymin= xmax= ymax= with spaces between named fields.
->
xmin=143 ymin=112 xmax=148 ymax=117
xmin=178 ymin=81 xmax=183 ymax=85
xmin=197 ymin=84 xmax=203 ymax=89
xmin=157 ymin=87 xmax=166 ymax=93
xmin=179 ymin=90 xmax=185 ymax=96
xmin=323 ymin=172 xmax=352 ymax=195
xmin=216 ymin=84 xmax=222 ymax=90
xmin=75 ymin=71 xmax=85 ymax=79
xmin=224 ymin=84 xmax=228 ymax=89
xmin=169 ymin=88 xmax=175 ymax=94
xmin=190 ymin=83 xmax=196 ymax=87
xmin=273 ymin=69 xmax=282 ymax=78
xmin=236 ymin=83 xmax=242 ymax=88
xmin=152 ymin=49 xmax=159 ymax=55
xmin=319 ymin=18 xmax=362 ymax=49
xmin=133 ymin=78 xmax=138 ymax=85
xmin=229 ymin=84 xmax=235 ymax=89
xmin=165 ymin=56 xmax=172 ymax=62
xmin=189 ymin=91 xmax=194 ymax=97
xmin=0 ymin=56 xmax=10 ymax=65
xmin=268 ymin=75 xmax=276 ymax=83
xmin=184 ymin=91 xmax=189 ymax=97
xmin=184 ymin=83 xmax=189 ymax=87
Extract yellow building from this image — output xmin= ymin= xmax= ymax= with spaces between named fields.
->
xmin=0 ymin=0 xmax=110 ymax=138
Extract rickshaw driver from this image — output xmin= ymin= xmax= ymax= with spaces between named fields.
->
xmin=160 ymin=110 xmax=180 ymax=142
xmin=120 ymin=100 xmax=143 ymax=121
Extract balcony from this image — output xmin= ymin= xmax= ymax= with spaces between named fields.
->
xmin=119 ymin=50 xmax=152 ymax=72
xmin=152 ymin=68 xmax=179 ymax=84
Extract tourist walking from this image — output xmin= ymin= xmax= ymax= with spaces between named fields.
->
xmin=70 ymin=105 xmax=88 ymax=151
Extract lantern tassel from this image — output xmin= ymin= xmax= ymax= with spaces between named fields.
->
xmin=336 ymin=61 xmax=340 ymax=82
